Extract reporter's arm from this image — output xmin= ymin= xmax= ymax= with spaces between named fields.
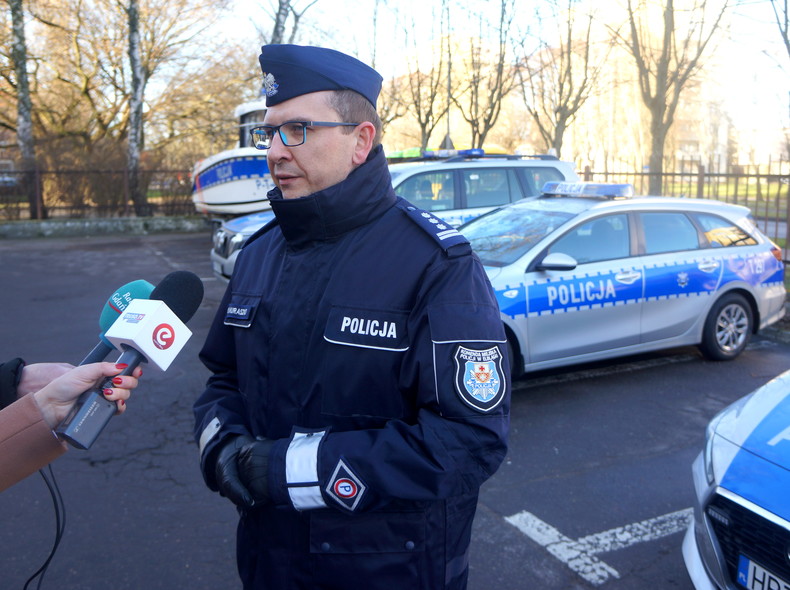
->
xmin=0 ymin=362 xmax=139 ymax=492
xmin=0 ymin=394 xmax=67 ymax=492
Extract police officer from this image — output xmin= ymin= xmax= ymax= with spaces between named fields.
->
xmin=194 ymin=44 xmax=510 ymax=590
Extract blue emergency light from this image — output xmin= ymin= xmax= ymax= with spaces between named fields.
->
xmin=541 ymin=181 xmax=635 ymax=199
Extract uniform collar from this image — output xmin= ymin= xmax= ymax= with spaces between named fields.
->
xmin=268 ymin=145 xmax=396 ymax=248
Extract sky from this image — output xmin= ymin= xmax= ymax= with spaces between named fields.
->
xmin=218 ymin=0 xmax=789 ymax=154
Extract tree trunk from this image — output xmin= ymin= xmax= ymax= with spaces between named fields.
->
xmin=127 ymin=0 xmax=150 ymax=216
xmin=10 ymin=0 xmax=43 ymax=219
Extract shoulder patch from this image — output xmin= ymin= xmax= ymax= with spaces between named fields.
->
xmin=397 ymin=201 xmax=471 ymax=257
xmin=453 ymin=345 xmax=506 ymax=412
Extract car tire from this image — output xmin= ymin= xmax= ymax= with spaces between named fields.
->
xmin=699 ymin=293 xmax=753 ymax=361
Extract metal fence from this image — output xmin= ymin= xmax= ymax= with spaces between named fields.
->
xmin=1 ymin=165 xmax=789 ymax=247
xmin=0 ymin=169 xmax=194 ymax=220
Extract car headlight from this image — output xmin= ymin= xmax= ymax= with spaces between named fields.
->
xmin=229 ymin=233 xmax=246 ymax=253
xmin=703 ymin=395 xmax=752 ymax=485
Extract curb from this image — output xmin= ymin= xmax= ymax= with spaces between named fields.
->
xmin=0 ymin=216 xmax=211 ymax=239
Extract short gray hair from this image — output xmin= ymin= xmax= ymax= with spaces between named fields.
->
xmin=327 ymin=90 xmax=382 ymax=148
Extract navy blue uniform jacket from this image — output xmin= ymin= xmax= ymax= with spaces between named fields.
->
xmin=194 ymin=146 xmax=510 ymax=589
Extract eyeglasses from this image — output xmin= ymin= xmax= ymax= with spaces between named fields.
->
xmin=249 ymin=121 xmax=360 ymax=150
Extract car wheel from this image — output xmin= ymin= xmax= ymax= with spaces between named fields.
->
xmin=699 ymin=293 xmax=753 ymax=361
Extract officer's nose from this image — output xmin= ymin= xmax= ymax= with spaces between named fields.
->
xmin=266 ymin=131 xmax=292 ymax=163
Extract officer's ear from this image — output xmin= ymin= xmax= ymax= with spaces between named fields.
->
xmin=351 ymin=122 xmax=376 ymax=166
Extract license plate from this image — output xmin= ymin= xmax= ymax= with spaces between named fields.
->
xmin=738 ymin=555 xmax=790 ymax=590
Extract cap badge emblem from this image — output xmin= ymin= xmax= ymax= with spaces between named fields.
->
xmin=262 ymin=72 xmax=279 ymax=97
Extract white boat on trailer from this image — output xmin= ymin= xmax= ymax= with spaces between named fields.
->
xmin=191 ymin=98 xmax=274 ymax=219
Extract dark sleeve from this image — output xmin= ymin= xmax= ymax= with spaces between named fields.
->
xmin=0 ymin=358 xmax=25 ymax=411
xmin=192 ymin=286 xmax=252 ymax=491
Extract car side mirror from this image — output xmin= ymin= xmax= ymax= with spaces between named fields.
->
xmin=537 ymin=252 xmax=578 ymax=271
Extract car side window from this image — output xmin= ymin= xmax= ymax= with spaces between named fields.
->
xmin=549 ymin=214 xmax=630 ymax=263
xmin=519 ymin=167 xmax=567 ymax=196
xmin=693 ymin=213 xmax=757 ymax=248
xmin=641 ymin=212 xmax=701 ymax=254
xmin=462 ymin=168 xmax=516 ymax=208
xmin=397 ymin=172 xmax=455 ymax=212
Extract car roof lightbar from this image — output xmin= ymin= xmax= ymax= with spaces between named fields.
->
xmin=541 ymin=181 xmax=635 ymax=199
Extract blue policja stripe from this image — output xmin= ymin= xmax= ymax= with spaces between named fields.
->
xmin=527 ymin=269 xmax=642 ymax=316
xmin=642 ymin=260 xmax=719 ymax=299
xmin=196 ymin=157 xmax=271 ymax=190
xmin=494 ymin=284 xmax=527 ymax=319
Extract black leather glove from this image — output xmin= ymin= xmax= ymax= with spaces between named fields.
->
xmin=238 ymin=438 xmax=276 ymax=506
xmin=214 ymin=434 xmax=256 ymax=509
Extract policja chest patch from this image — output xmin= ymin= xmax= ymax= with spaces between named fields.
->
xmin=453 ymin=345 xmax=506 ymax=412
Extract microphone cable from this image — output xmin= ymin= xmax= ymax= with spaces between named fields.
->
xmin=23 ymin=466 xmax=66 ymax=590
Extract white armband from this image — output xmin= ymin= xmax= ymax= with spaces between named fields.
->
xmin=286 ymin=430 xmax=328 ymax=511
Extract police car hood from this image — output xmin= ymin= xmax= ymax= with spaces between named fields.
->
xmin=713 ymin=370 xmax=790 ymax=518
xmin=224 ymin=209 xmax=276 ymax=236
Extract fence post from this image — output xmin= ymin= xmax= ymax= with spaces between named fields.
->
xmin=785 ymin=177 xmax=790 ymax=264
xmin=697 ymin=165 xmax=705 ymax=199
xmin=584 ymin=165 xmax=592 ymax=181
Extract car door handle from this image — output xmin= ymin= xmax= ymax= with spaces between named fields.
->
xmin=698 ymin=260 xmax=720 ymax=273
xmin=615 ymin=270 xmax=642 ymax=285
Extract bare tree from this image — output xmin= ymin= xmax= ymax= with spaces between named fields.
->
xmin=396 ymin=3 xmax=457 ymax=151
xmin=8 ymin=0 xmax=42 ymax=218
xmin=618 ymin=0 xmax=730 ymax=194
xmin=452 ymin=0 xmax=519 ymax=149
xmin=770 ymin=0 xmax=790 ymax=60
xmin=125 ymin=0 xmax=147 ymax=215
xmin=518 ymin=1 xmax=613 ymax=158
xmin=256 ymin=0 xmax=319 ymax=45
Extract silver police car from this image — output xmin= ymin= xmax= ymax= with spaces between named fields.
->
xmin=210 ymin=150 xmax=578 ymax=281
xmin=460 ymin=182 xmax=786 ymax=376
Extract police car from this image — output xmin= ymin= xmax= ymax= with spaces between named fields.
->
xmin=210 ymin=150 xmax=578 ymax=281
xmin=459 ymin=182 xmax=786 ymax=375
xmin=683 ymin=369 xmax=790 ymax=590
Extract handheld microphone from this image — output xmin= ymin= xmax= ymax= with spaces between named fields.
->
xmin=56 ymin=271 xmax=204 ymax=449
xmin=79 ymin=280 xmax=155 ymax=365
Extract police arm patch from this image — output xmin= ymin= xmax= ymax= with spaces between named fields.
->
xmin=453 ymin=345 xmax=506 ymax=412
xmin=326 ymin=459 xmax=366 ymax=511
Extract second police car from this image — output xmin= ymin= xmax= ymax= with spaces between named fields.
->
xmin=459 ymin=182 xmax=786 ymax=376
xmin=210 ymin=150 xmax=578 ymax=280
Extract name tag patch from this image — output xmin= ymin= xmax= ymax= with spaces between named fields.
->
xmin=454 ymin=345 xmax=506 ymax=412
xmin=324 ymin=306 xmax=409 ymax=351
xmin=224 ymin=303 xmax=255 ymax=328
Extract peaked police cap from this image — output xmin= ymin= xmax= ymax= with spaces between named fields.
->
xmin=258 ymin=44 xmax=383 ymax=107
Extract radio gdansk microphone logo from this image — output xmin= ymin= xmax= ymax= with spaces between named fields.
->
xmin=152 ymin=323 xmax=176 ymax=350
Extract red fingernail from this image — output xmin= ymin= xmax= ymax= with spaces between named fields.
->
xmin=103 ymin=388 xmax=113 ymax=396
xmin=116 ymin=363 xmax=129 ymax=370
xmin=120 ymin=400 xmax=125 ymax=407
xmin=112 ymin=377 xmax=123 ymax=385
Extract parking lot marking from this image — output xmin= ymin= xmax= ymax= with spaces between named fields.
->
xmin=505 ymin=507 xmax=693 ymax=586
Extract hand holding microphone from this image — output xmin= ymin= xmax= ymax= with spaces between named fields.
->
xmin=57 ymin=271 xmax=204 ymax=449
xmin=34 ymin=362 xmax=141 ymax=429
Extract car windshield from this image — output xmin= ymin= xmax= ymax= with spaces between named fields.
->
xmin=461 ymin=204 xmax=575 ymax=267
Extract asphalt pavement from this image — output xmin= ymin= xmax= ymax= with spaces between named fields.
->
xmin=0 ymin=230 xmax=788 ymax=590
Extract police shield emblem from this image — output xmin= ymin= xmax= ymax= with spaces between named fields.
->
xmin=453 ymin=345 xmax=505 ymax=412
